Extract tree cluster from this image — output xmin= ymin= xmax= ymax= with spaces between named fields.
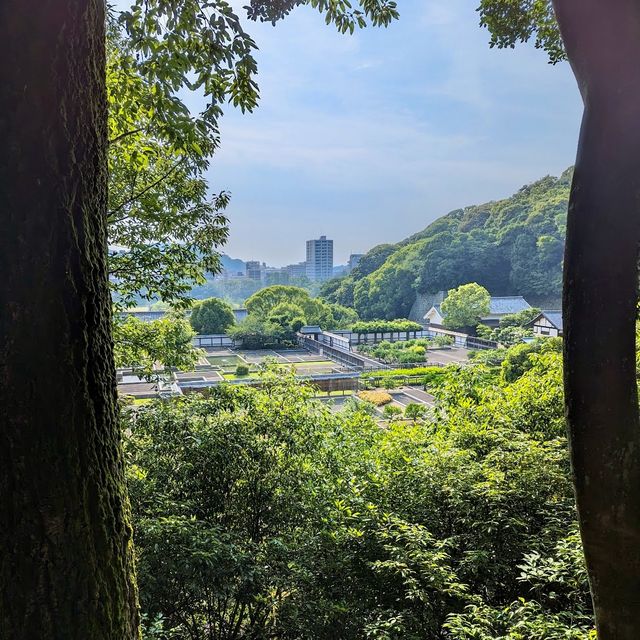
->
xmin=440 ymin=283 xmax=491 ymax=332
xmin=476 ymin=306 xmax=541 ymax=346
xmin=227 ymin=286 xmax=359 ymax=348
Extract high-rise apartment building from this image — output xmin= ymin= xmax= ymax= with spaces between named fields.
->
xmin=245 ymin=261 xmax=263 ymax=281
xmin=305 ymin=236 xmax=333 ymax=282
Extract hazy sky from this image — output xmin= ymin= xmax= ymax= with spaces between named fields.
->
xmin=118 ymin=0 xmax=584 ymax=266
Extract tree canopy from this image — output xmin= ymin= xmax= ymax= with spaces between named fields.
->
xmin=114 ymin=314 xmax=199 ymax=383
xmin=189 ymin=297 xmax=236 ymax=334
xmin=245 ymin=285 xmax=358 ymax=329
xmin=441 ymin=283 xmax=491 ymax=331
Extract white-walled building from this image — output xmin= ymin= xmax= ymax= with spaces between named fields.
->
xmin=424 ymin=296 xmax=532 ymax=327
xmin=529 ymin=311 xmax=563 ymax=337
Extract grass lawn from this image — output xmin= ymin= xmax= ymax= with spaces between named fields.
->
xmin=293 ymin=361 xmax=335 ymax=370
xmin=207 ymin=354 xmax=247 ymax=368
xmin=222 ymin=372 xmax=260 ymax=380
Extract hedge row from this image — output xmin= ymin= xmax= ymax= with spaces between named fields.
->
xmin=350 ymin=319 xmax=423 ymax=334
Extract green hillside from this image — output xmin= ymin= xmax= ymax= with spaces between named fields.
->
xmin=321 ymin=169 xmax=571 ymax=319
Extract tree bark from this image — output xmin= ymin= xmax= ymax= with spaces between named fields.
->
xmin=0 ymin=1 xmax=140 ymax=637
xmin=553 ymin=0 xmax=640 ymax=636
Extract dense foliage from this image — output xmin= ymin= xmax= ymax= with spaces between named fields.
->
xmin=501 ymin=337 xmax=563 ymax=383
xmin=361 ymin=366 xmax=447 ymax=388
xmin=227 ymin=315 xmax=296 ymax=349
xmin=189 ymin=298 xmax=236 ymax=335
xmin=358 ymin=339 xmax=432 ymax=364
xmin=321 ymin=171 xmax=570 ymax=319
xmin=125 ymin=347 xmax=594 ymax=639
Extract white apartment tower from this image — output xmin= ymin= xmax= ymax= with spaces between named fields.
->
xmin=306 ymin=235 xmax=333 ymax=282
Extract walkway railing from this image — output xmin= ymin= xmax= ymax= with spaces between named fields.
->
xmin=297 ymin=335 xmax=387 ymax=371
xmin=193 ymin=334 xmax=235 ymax=348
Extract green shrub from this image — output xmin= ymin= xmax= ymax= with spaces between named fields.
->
xmin=433 ymin=334 xmax=454 ymax=347
xmin=361 ymin=366 xmax=446 ymax=388
xmin=358 ymin=338 xmax=431 ymax=364
xmin=235 ymin=364 xmax=250 ymax=377
xmin=382 ymin=404 xmax=402 ymax=419
xmin=404 ymin=403 xmax=428 ymax=420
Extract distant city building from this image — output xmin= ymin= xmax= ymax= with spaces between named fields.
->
xmin=285 ymin=261 xmax=308 ymax=280
xmin=214 ymin=270 xmax=246 ymax=281
xmin=347 ymin=254 xmax=363 ymax=272
xmin=245 ymin=260 xmax=262 ymax=281
xmin=306 ymin=235 xmax=333 ymax=282
xmin=265 ymin=268 xmax=290 ymax=285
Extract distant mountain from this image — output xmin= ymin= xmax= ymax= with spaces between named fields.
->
xmin=219 ymin=253 xmax=246 ymax=275
xmin=320 ymin=169 xmax=571 ymax=320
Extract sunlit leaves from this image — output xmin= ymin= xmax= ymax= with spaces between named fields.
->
xmin=477 ymin=0 xmax=565 ymax=64
xmin=107 ymin=18 xmax=232 ymax=307
xmin=114 ymin=314 xmax=200 ymax=381
xmin=245 ymin=0 xmax=398 ymax=31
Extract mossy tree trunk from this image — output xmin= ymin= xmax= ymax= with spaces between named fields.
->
xmin=553 ymin=0 xmax=640 ymax=636
xmin=0 ymin=1 xmax=140 ymax=637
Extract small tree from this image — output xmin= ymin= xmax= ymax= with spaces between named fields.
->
xmin=382 ymin=404 xmax=402 ymax=419
xmin=441 ymin=283 xmax=490 ymax=332
xmin=114 ymin=315 xmax=199 ymax=385
xmin=404 ymin=403 xmax=428 ymax=421
xmin=190 ymin=297 xmax=236 ymax=335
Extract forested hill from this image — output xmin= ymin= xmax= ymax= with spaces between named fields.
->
xmin=321 ymin=168 xmax=571 ymax=320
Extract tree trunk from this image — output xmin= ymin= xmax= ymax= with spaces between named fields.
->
xmin=553 ymin=0 xmax=640 ymax=636
xmin=0 ymin=1 xmax=140 ymax=637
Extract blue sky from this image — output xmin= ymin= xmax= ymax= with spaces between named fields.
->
xmin=117 ymin=0 xmax=584 ymax=266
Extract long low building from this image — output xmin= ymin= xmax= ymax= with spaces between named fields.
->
xmin=120 ymin=307 xmax=248 ymax=323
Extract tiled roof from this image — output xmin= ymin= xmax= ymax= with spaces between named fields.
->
xmin=299 ymin=325 xmax=323 ymax=334
xmin=487 ymin=296 xmax=531 ymax=315
xmin=541 ymin=310 xmax=563 ymax=331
